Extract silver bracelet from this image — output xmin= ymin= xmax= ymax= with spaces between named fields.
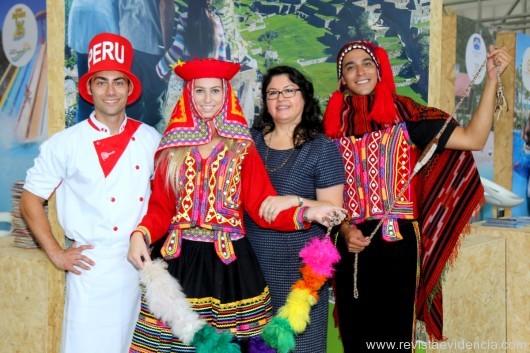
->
xmin=303 ymin=208 xmax=310 ymax=223
xmin=297 ymin=195 xmax=303 ymax=207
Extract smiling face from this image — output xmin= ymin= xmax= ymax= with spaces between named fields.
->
xmin=191 ymin=78 xmax=224 ymax=119
xmin=340 ymin=49 xmax=379 ymax=96
xmin=265 ymin=74 xmax=304 ymax=126
xmin=87 ymin=70 xmax=132 ymax=120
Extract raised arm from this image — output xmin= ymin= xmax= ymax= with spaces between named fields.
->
xmin=446 ymin=45 xmax=512 ymax=151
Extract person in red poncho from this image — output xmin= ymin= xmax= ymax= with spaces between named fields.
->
xmin=323 ymin=40 xmax=510 ymax=352
xmin=127 ymin=58 xmax=346 ymax=352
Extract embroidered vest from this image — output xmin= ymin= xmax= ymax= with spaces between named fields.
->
xmin=337 ymin=122 xmax=419 ymax=241
xmin=161 ymin=141 xmax=249 ymax=264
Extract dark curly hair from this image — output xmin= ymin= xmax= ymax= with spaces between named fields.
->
xmin=253 ymin=66 xmax=323 ymax=148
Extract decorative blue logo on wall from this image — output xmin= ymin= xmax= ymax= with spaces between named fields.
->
xmin=465 ymin=33 xmax=487 ymax=85
xmin=473 ymin=36 xmax=481 ymax=51
xmin=1 ymin=4 xmax=38 ymax=67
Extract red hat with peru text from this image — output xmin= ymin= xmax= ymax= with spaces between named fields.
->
xmin=78 ymin=32 xmax=142 ymax=105
xmin=323 ymin=40 xmax=397 ymax=138
xmin=157 ymin=58 xmax=252 ymax=153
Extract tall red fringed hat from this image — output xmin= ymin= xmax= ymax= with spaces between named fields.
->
xmin=323 ymin=40 xmax=397 ymax=138
xmin=157 ymin=59 xmax=252 ymax=153
xmin=78 ymin=33 xmax=142 ymax=105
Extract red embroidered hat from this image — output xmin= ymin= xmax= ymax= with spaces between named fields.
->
xmin=174 ymin=58 xmax=240 ymax=81
xmin=78 ymin=32 xmax=142 ymax=105
xmin=323 ymin=40 xmax=397 ymax=137
xmin=157 ymin=58 xmax=252 ymax=152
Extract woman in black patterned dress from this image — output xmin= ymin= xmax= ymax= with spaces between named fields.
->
xmin=246 ymin=66 xmax=345 ymax=353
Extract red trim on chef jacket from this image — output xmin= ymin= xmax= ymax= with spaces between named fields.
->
xmin=88 ymin=118 xmax=101 ymax=131
xmin=93 ymin=119 xmax=142 ymax=177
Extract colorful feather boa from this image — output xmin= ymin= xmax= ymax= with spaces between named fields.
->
xmin=139 ymin=234 xmax=340 ymax=353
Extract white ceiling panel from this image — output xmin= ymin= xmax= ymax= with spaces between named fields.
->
xmin=444 ymin=0 xmax=530 ymax=33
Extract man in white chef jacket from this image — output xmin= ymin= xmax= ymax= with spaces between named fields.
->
xmin=20 ymin=33 xmax=161 ymax=353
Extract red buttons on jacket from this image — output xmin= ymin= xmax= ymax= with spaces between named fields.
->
xmin=135 ymin=165 xmax=140 ymax=170
xmin=111 ymin=197 xmax=116 ymax=202
xmin=113 ymin=227 xmax=118 ymax=231
xmin=139 ymin=197 xmax=144 ymax=202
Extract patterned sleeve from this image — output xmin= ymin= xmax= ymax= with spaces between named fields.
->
xmin=241 ymin=144 xmax=309 ymax=231
xmin=314 ymin=135 xmax=346 ymax=189
xmin=156 ymin=12 xmax=187 ymax=79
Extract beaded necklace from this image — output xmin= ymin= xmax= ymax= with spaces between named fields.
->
xmin=264 ymin=133 xmax=295 ymax=173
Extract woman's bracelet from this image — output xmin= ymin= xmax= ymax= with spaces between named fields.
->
xmin=303 ymin=207 xmax=310 ymax=223
xmin=130 ymin=226 xmax=150 ymax=245
xmin=297 ymin=195 xmax=303 ymax=207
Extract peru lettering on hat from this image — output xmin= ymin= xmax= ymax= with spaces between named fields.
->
xmin=78 ymin=33 xmax=142 ymax=105
xmin=88 ymin=40 xmax=126 ymax=67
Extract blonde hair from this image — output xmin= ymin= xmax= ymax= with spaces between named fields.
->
xmin=157 ymin=138 xmax=236 ymax=195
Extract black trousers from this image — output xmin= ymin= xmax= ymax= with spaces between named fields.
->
xmin=334 ymin=220 xmax=419 ymax=353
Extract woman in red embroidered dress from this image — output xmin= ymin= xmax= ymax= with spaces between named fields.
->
xmin=127 ymin=59 xmax=346 ymax=353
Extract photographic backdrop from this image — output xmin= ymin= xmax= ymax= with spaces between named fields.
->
xmin=64 ymin=0 xmax=431 ymax=129
xmin=0 ymin=0 xmax=47 ymax=212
